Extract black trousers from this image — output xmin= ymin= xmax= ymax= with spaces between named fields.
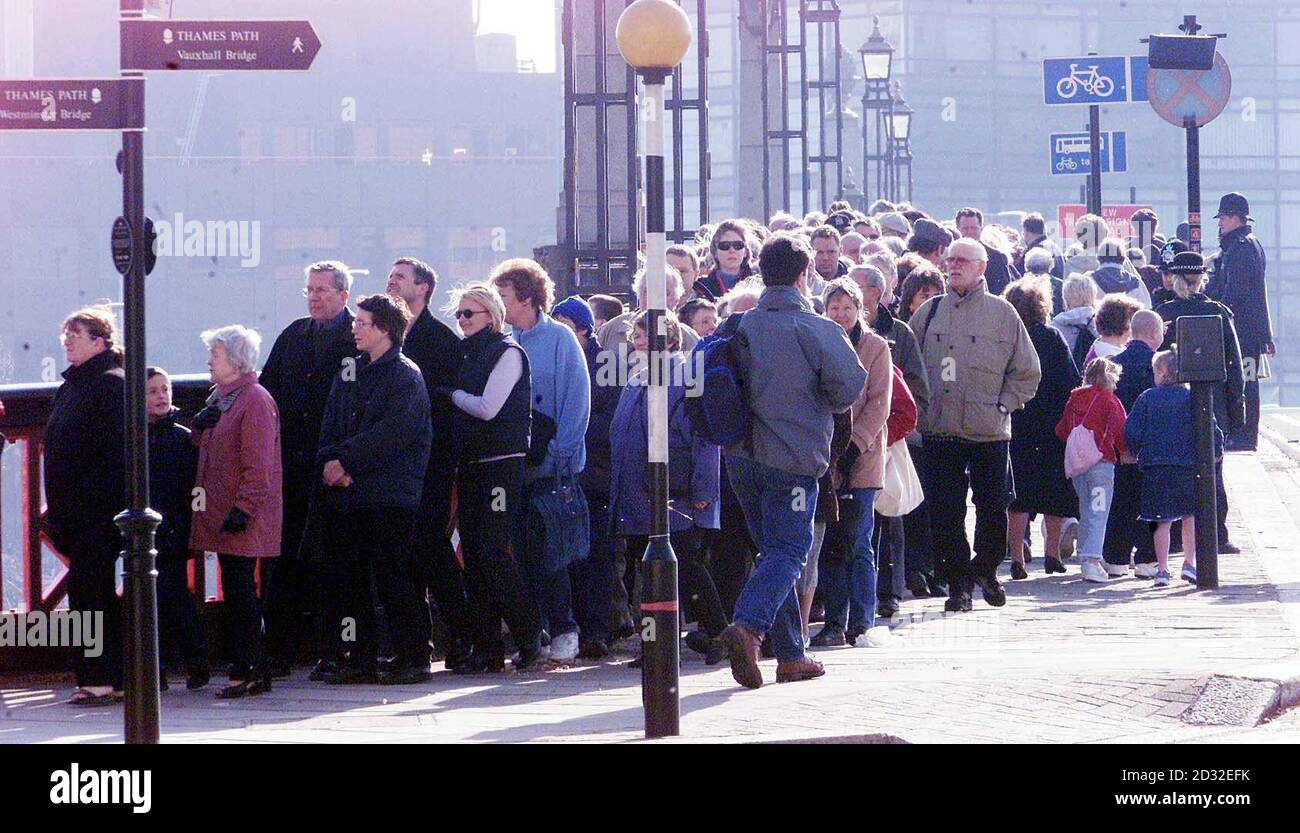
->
xmin=321 ymin=505 xmax=429 ymax=666
xmin=156 ymin=552 xmax=207 ymax=673
xmin=902 ymin=441 xmax=941 ymax=581
xmin=711 ymin=492 xmax=756 ymax=621
xmin=1102 ymin=464 xmax=1156 ymax=566
xmin=412 ymin=473 xmax=472 ymax=654
xmin=874 ymin=513 xmax=906 ymax=601
xmin=922 ymin=437 xmax=1013 ymax=594
xmin=65 ymin=524 xmax=123 ymax=689
xmin=263 ymin=482 xmax=314 ymax=667
xmin=626 ymin=528 xmax=728 ymax=638
xmin=218 ymin=554 xmax=265 ymax=680
xmin=457 ymin=458 xmax=541 ymax=661
xmin=571 ymin=490 xmax=615 ymax=644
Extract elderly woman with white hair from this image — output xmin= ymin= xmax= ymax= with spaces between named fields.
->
xmin=1024 ymin=246 xmax=1066 ymax=315
xmin=1051 ymin=273 xmax=1100 ymax=365
xmin=191 ymin=324 xmax=283 ymax=698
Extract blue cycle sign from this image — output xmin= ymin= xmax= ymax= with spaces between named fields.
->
xmin=1050 ymin=131 xmax=1127 ymax=175
xmin=1043 ymin=56 xmax=1149 ymax=105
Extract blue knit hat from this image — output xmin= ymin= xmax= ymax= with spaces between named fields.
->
xmin=552 ymin=295 xmax=595 ymax=335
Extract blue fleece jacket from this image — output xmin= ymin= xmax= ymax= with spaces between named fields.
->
xmin=513 ymin=311 xmax=590 ymax=480
xmin=1124 ymin=383 xmax=1222 ymax=469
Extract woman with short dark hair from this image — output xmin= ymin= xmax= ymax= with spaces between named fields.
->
xmin=46 ymin=306 xmax=126 ymax=706
xmin=315 ymin=294 xmax=435 ymax=685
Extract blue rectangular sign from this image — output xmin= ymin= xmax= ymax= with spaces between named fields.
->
xmin=1050 ymin=131 xmax=1128 ymax=175
xmin=1043 ymin=56 xmax=1129 ymax=105
xmin=1129 ymin=55 xmax=1149 ymax=102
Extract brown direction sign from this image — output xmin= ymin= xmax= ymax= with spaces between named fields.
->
xmin=120 ymin=19 xmax=321 ymax=72
xmin=0 ymin=78 xmax=142 ymax=130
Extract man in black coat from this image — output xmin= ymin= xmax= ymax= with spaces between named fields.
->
xmin=259 ymin=260 xmax=357 ymax=675
xmin=956 ymin=206 xmax=1019 ymax=296
xmin=388 ymin=256 xmax=473 ymax=668
xmin=1206 ymin=193 xmax=1274 ymax=451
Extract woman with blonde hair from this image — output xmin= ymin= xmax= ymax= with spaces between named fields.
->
xmin=436 ymin=282 xmax=546 ymax=673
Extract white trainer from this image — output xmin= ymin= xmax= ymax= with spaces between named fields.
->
xmin=1080 ymin=558 xmax=1110 ymax=583
xmin=549 ymin=631 xmax=579 ymax=663
xmin=1134 ymin=563 xmax=1160 ymax=579
xmin=1103 ymin=561 xmax=1130 ymax=578
xmin=857 ymin=626 xmax=902 ymax=648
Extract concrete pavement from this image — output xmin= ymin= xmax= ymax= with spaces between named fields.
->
xmin=3 ymin=439 xmax=1298 ymax=744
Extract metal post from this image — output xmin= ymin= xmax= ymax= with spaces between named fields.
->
xmin=1185 ymin=116 xmax=1201 ymax=252
xmin=1191 ymin=381 xmax=1219 ymax=588
xmin=118 ymin=0 xmax=162 ymax=746
xmin=637 ymin=71 xmax=680 ymax=739
xmin=1087 ymin=103 xmax=1102 ymax=215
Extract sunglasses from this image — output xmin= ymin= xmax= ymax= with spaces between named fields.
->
xmin=455 ymin=309 xmax=486 ymax=320
xmin=715 ymin=240 xmax=746 ymax=252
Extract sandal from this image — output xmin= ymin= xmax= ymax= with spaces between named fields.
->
xmin=216 ymin=676 xmax=271 ymax=699
xmin=67 ymin=688 xmax=122 ymax=707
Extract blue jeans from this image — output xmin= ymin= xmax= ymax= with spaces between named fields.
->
xmin=821 ymin=489 xmax=878 ymax=633
xmin=521 ymin=481 xmax=578 ymax=638
xmin=725 ymin=454 xmax=818 ymax=663
xmin=1071 ymin=461 xmax=1114 ymax=560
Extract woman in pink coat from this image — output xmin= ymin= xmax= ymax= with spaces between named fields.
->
xmin=190 ymin=325 xmax=283 ymax=698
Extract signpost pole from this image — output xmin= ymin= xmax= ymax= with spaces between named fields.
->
xmin=1192 ymin=377 xmax=1219 ymax=588
xmin=1185 ymin=116 xmax=1201 ymax=253
xmin=117 ymin=0 xmax=162 ymax=746
xmin=1087 ymin=105 xmax=1102 ymax=214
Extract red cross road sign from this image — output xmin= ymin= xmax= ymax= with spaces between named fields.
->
xmin=121 ymin=19 xmax=321 ymax=72
xmin=1147 ymin=51 xmax=1232 ymax=128
xmin=0 ymin=78 xmax=142 ymax=130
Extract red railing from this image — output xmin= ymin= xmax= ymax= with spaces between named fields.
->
xmin=1 ymin=374 xmax=215 ymax=616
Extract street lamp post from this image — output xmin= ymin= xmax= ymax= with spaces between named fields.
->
xmin=616 ymin=0 xmax=692 ymax=740
xmin=858 ymin=17 xmax=893 ymax=206
xmin=889 ymin=83 xmax=913 ymax=203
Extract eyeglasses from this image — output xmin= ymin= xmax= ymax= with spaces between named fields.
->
xmin=302 ymin=287 xmax=342 ymax=298
xmin=715 ymin=240 xmax=746 ymax=252
xmin=945 ymin=257 xmax=983 ymax=267
xmin=455 ymin=309 xmax=486 ymax=320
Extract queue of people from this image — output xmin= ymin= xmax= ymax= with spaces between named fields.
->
xmin=44 ymin=192 xmax=1269 ymax=702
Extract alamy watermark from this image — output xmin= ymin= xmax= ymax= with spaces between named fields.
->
xmin=0 ymin=610 xmax=103 ymax=657
xmin=150 ymin=212 xmax=261 ymax=267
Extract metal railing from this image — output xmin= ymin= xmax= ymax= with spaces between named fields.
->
xmin=0 ymin=373 xmax=214 ymax=621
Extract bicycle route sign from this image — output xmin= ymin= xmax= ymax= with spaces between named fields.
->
xmin=1043 ymin=55 xmax=1149 ymax=105
xmin=1049 ymin=131 xmax=1127 ymax=175
xmin=1147 ymin=51 xmax=1232 ymax=128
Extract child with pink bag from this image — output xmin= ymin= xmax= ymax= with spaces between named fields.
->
xmin=1054 ymin=357 xmax=1129 ymax=583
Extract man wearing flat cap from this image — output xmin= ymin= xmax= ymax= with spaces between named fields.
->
xmin=1206 ymin=192 xmax=1273 ymax=451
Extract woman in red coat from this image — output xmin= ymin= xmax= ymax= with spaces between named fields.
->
xmin=191 ymin=325 xmax=283 ymax=698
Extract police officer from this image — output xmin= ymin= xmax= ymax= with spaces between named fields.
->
xmin=1206 ymin=193 xmax=1273 ymax=451
xmin=1155 ymin=250 xmax=1245 ymax=554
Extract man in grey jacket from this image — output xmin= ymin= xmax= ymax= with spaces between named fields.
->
xmin=719 ymin=233 xmax=868 ymax=689
xmin=910 ymin=238 xmax=1041 ymax=613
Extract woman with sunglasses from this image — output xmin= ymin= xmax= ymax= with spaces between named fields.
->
xmin=433 ymin=282 xmax=546 ymax=673
xmin=693 ymin=219 xmax=754 ymax=302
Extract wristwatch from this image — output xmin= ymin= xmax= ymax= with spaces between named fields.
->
xmin=996 ymin=403 xmax=1010 ymax=415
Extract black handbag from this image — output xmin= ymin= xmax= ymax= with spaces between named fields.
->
xmin=526 ymin=409 xmax=556 ymax=467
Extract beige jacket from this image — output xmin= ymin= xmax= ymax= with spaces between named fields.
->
xmin=832 ymin=324 xmax=893 ymax=490
xmin=908 ymin=279 xmax=1041 ymax=442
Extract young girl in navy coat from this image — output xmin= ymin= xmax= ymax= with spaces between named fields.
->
xmin=1124 ymin=348 xmax=1222 ymax=587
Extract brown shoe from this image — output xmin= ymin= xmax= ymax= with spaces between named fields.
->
xmin=718 ymin=623 xmax=764 ymax=689
xmin=775 ymin=655 xmax=825 ymax=683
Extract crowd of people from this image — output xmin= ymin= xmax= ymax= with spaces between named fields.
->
xmin=42 ymin=191 xmax=1273 ymax=702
